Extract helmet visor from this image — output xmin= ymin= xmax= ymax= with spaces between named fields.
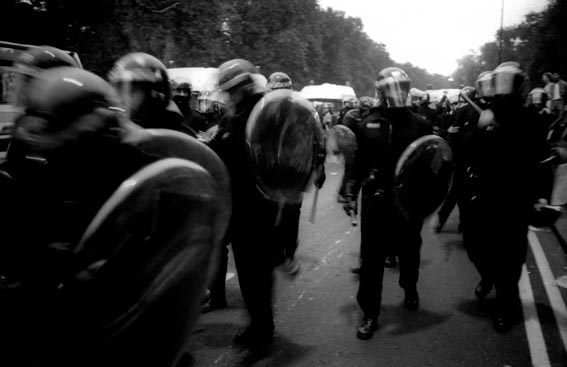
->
xmin=476 ymin=76 xmax=494 ymax=98
xmin=493 ymin=67 xmax=517 ymax=96
xmin=375 ymin=78 xmax=409 ymax=108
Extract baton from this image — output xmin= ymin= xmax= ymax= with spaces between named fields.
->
xmin=460 ymin=90 xmax=483 ymax=114
xmin=309 ymin=186 xmax=319 ymax=224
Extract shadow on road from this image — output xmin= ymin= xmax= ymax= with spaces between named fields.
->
xmin=338 ymin=301 xmax=451 ymax=337
xmin=247 ymin=334 xmax=315 ymax=367
xmin=455 ymin=297 xmax=494 ymax=320
xmin=378 ymin=305 xmax=452 ymax=336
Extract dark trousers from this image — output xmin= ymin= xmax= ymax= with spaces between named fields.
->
xmin=231 ymin=199 xmax=278 ymax=336
xmin=463 ymin=202 xmax=528 ymax=312
xmin=437 ymin=164 xmax=466 ymax=225
xmin=356 ymin=191 xmax=424 ymax=319
xmin=338 ymin=156 xmax=354 ymax=198
xmin=273 ymin=202 xmax=301 ymax=264
xmin=208 ymin=234 xmax=229 ymax=305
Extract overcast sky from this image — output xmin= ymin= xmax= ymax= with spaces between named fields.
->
xmin=318 ymin=0 xmax=549 ymax=75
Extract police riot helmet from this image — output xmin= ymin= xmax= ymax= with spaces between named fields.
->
xmin=358 ymin=96 xmax=375 ymax=111
xmin=217 ymin=59 xmax=257 ymax=92
xmin=14 ymin=45 xmax=80 ymax=106
xmin=527 ymin=88 xmax=549 ymax=108
xmin=108 ymin=52 xmax=171 ymax=116
xmin=15 ymin=67 xmax=122 ymax=151
xmin=409 ymin=88 xmax=427 ymax=105
xmin=459 ymin=86 xmax=476 ymax=103
xmin=246 ymin=90 xmax=325 ymax=204
xmin=342 ymin=96 xmax=359 ymax=109
xmin=475 ymin=71 xmax=494 ymax=99
xmin=375 ymin=67 xmax=411 ymax=108
xmin=16 ymin=45 xmax=78 ymax=76
xmin=492 ymin=61 xmax=527 ymax=98
xmin=267 ymin=72 xmax=292 ymax=90
xmin=173 ymin=79 xmax=192 ymax=96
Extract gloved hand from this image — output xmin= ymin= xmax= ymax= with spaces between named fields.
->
xmin=314 ymin=165 xmax=326 ymax=189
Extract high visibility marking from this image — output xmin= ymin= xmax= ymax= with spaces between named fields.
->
xmin=520 ymin=265 xmax=551 ymax=367
xmin=528 ymin=231 xmax=567 ymax=354
xmin=225 ymin=272 xmax=235 ymax=281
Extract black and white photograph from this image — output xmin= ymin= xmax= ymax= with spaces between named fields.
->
xmin=0 ymin=0 xmax=566 ymax=366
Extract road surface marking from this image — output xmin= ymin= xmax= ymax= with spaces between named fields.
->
xmin=520 ymin=265 xmax=551 ymax=367
xmin=528 ymin=230 xmax=567 ymax=353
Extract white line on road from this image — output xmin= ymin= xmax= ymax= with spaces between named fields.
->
xmin=520 ymin=265 xmax=551 ymax=367
xmin=528 ymin=230 xmax=567 ymax=354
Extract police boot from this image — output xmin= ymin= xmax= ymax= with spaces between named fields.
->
xmin=404 ymin=287 xmax=419 ymax=310
xmin=356 ymin=316 xmax=378 ymax=340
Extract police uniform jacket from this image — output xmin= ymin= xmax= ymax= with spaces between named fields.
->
xmin=462 ymin=102 xmax=552 ymax=230
xmin=347 ymin=107 xmax=432 ymax=198
xmin=209 ymin=92 xmax=265 ymax=217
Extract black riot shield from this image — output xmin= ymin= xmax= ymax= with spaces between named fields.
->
xmin=246 ymin=89 xmax=325 ymax=205
xmin=47 ymin=158 xmax=226 ymax=367
xmin=327 ymin=124 xmax=357 ymax=161
xmin=394 ymin=134 xmax=453 ymax=220
xmin=131 ymin=128 xmax=231 ymax=245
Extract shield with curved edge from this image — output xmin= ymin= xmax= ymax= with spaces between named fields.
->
xmin=131 ymin=128 xmax=231 ymax=245
xmin=51 ymin=158 xmax=224 ymax=367
xmin=246 ymin=89 xmax=325 ymax=205
xmin=394 ymin=135 xmax=453 ymax=220
xmin=327 ymin=124 xmax=357 ymax=160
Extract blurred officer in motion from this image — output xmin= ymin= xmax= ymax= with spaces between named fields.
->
xmin=209 ymin=58 xmax=274 ymax=362
xmin=266 ymin=71 xmax=302 ymax=276
xmin=210 ymin=60 xmax=325 ymax=363
xmin=108 ymin=52 xmax=196 ymax=137
xmin=5 ymin=45 xmax=81 ymax=189
xmin=0 ymin=66 xmax=228 ymax=367
xmin=344 ymin=67 xmax=432 ymax=340
xmin=461 ymin=62 xmax=552 ymax=332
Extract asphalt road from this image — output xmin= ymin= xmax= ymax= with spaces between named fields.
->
xmin=188 ymin=159 xmax=567 ymax=367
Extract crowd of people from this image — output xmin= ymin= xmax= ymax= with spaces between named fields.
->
xmin=0 ymin=44 xmax=563 ymax=366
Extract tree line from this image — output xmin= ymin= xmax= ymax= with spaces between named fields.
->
xmin=1 ymin=0 xmax=453 ymax=96
xmin=453 ymin=0 xmax=565 ymax=90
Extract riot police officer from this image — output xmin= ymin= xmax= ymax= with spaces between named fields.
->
xmin=108 ymin=52 xmax=196 ymax=137
xmin=172 ymin=80 xmax=209 ymax=133
xmin=461 ymin=63 xmax=552 ymax=332
xmin=208 ymin=58 xmax=275 ymax=361
xmin=266 ymin=71 xmax=302 ymax=276
xmin=435 ymin=86 xmax=480 ymax=233
xmin=344 ymin=67 xmax=432 ymax=340
xmin=337 ymin=96 xmax=359 ymax=126
xmin=1 ymin=66 xmax=231 ymax=366
xmin=337 ymin=96 xmax=374 ymax=202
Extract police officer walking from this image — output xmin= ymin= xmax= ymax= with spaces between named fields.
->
xmin=344 ymin=67 xmax=432 ymax=340
xmin=208 ymin=59 xmax=275 ymax=361
xmin=435 ymin=86 xmax=480 ymax=233
xmin=461 ymin=62 xmax=552 ymax=332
